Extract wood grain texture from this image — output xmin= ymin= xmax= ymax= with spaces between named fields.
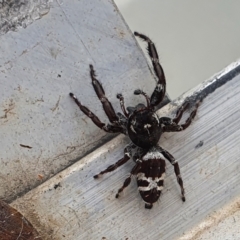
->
xmin=11 ymin=64 xmax=240 ymax=239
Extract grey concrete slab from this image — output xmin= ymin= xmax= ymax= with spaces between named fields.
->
xmin=0 ymin=0 xmax=158 ymax=202
xmin=0 ymin=0 xmax=50 ymax=35
xmin=11 ymin=61 xmax=240 ymax=239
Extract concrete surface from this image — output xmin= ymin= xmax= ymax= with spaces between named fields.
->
xmin=180 ymin=196 xmax=240 ymax=240
xmin=2 ymin=1 xmax=240 ymax=239
xmin=11 ymin=62 xmax=240 ymax=239
xmin=0 ymin=0 xmax=157 ymax=202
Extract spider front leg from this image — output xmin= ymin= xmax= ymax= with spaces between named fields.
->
xmin=134 ymin=32 xmax=166 ymax=108
xmin=159 ymin=147 xmax=185 ymax=201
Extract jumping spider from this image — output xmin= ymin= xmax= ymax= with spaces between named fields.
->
xmin=70 ymin=32 xmax=201 ymax=209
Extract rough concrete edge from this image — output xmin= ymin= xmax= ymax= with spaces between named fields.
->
xmin=176 ymin=60 xmax=240 ymax=106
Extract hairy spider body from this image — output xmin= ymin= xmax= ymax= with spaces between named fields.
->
xmin=70 ymin=32 xmax=201 ymax=209
xmin=127 ymin=107 xmax=161 ymax=149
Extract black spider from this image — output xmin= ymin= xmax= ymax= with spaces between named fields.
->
xmin=69 ymin=32 xmax=201 ymax=209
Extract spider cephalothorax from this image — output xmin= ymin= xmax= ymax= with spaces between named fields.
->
xmin=70 ymin=32 xmax=201 ymax=209
xmin=127 ymin=102 xmax=161 ymax=149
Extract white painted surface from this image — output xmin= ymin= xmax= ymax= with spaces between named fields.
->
xmin=0 ymin=0 xmax=156 ymax=202
xmin=11 ymin=67 xmax=240 ymax=239
xmin=114 ymin=0 xmax=240 ymax=98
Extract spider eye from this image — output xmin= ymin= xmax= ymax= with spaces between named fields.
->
xmin=144 ymin=124 xmax=151 ymax=129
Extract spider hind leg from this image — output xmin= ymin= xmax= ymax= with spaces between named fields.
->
xmin=160 ymin=147 xmax=185 ymax=201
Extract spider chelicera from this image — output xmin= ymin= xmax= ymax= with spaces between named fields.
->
xmin=69 ymin=32 xmax=201 ymax=209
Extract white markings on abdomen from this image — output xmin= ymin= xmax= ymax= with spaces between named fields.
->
xmin=142 ymin=151 xmax=168 ymax=161
xmin=137 ymin=172 xmax=165 ymax=191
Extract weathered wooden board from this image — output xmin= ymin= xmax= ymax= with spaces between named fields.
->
xmin=11 ymin=61 xmax=240 ymax=239
xmin=0 ymin=0 xmax=158 ymax=202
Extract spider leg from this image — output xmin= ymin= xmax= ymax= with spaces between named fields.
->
xmin=161 ymin=100 xmax=201 ymax=132
xmin=93 ymin=146 xmax=132 ymax=179
xmin=90 ymin=65 xmax=118 ymax=123
xmin=159 ymin=147 xmax=185 ymax=201
xmin=69 ymin=93 xmax=123 ymax=133
xmin=116 ymin=112 xmax=128 ymax=134
xmin=134 ymin=32 xmax=166 ymax=108
xmin=173 ymin=101 xmax=190 ymax=124
xmin=116 ymin=161 xmax=142 ymax=198
xmin=117 ymin=93 xmax=129 ymax=117
xmin=134 ymin=89 xmax=150 ymax=107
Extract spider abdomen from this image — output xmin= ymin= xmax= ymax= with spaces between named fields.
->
xmin=137 ymin=158 xmax=166 ymax=209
